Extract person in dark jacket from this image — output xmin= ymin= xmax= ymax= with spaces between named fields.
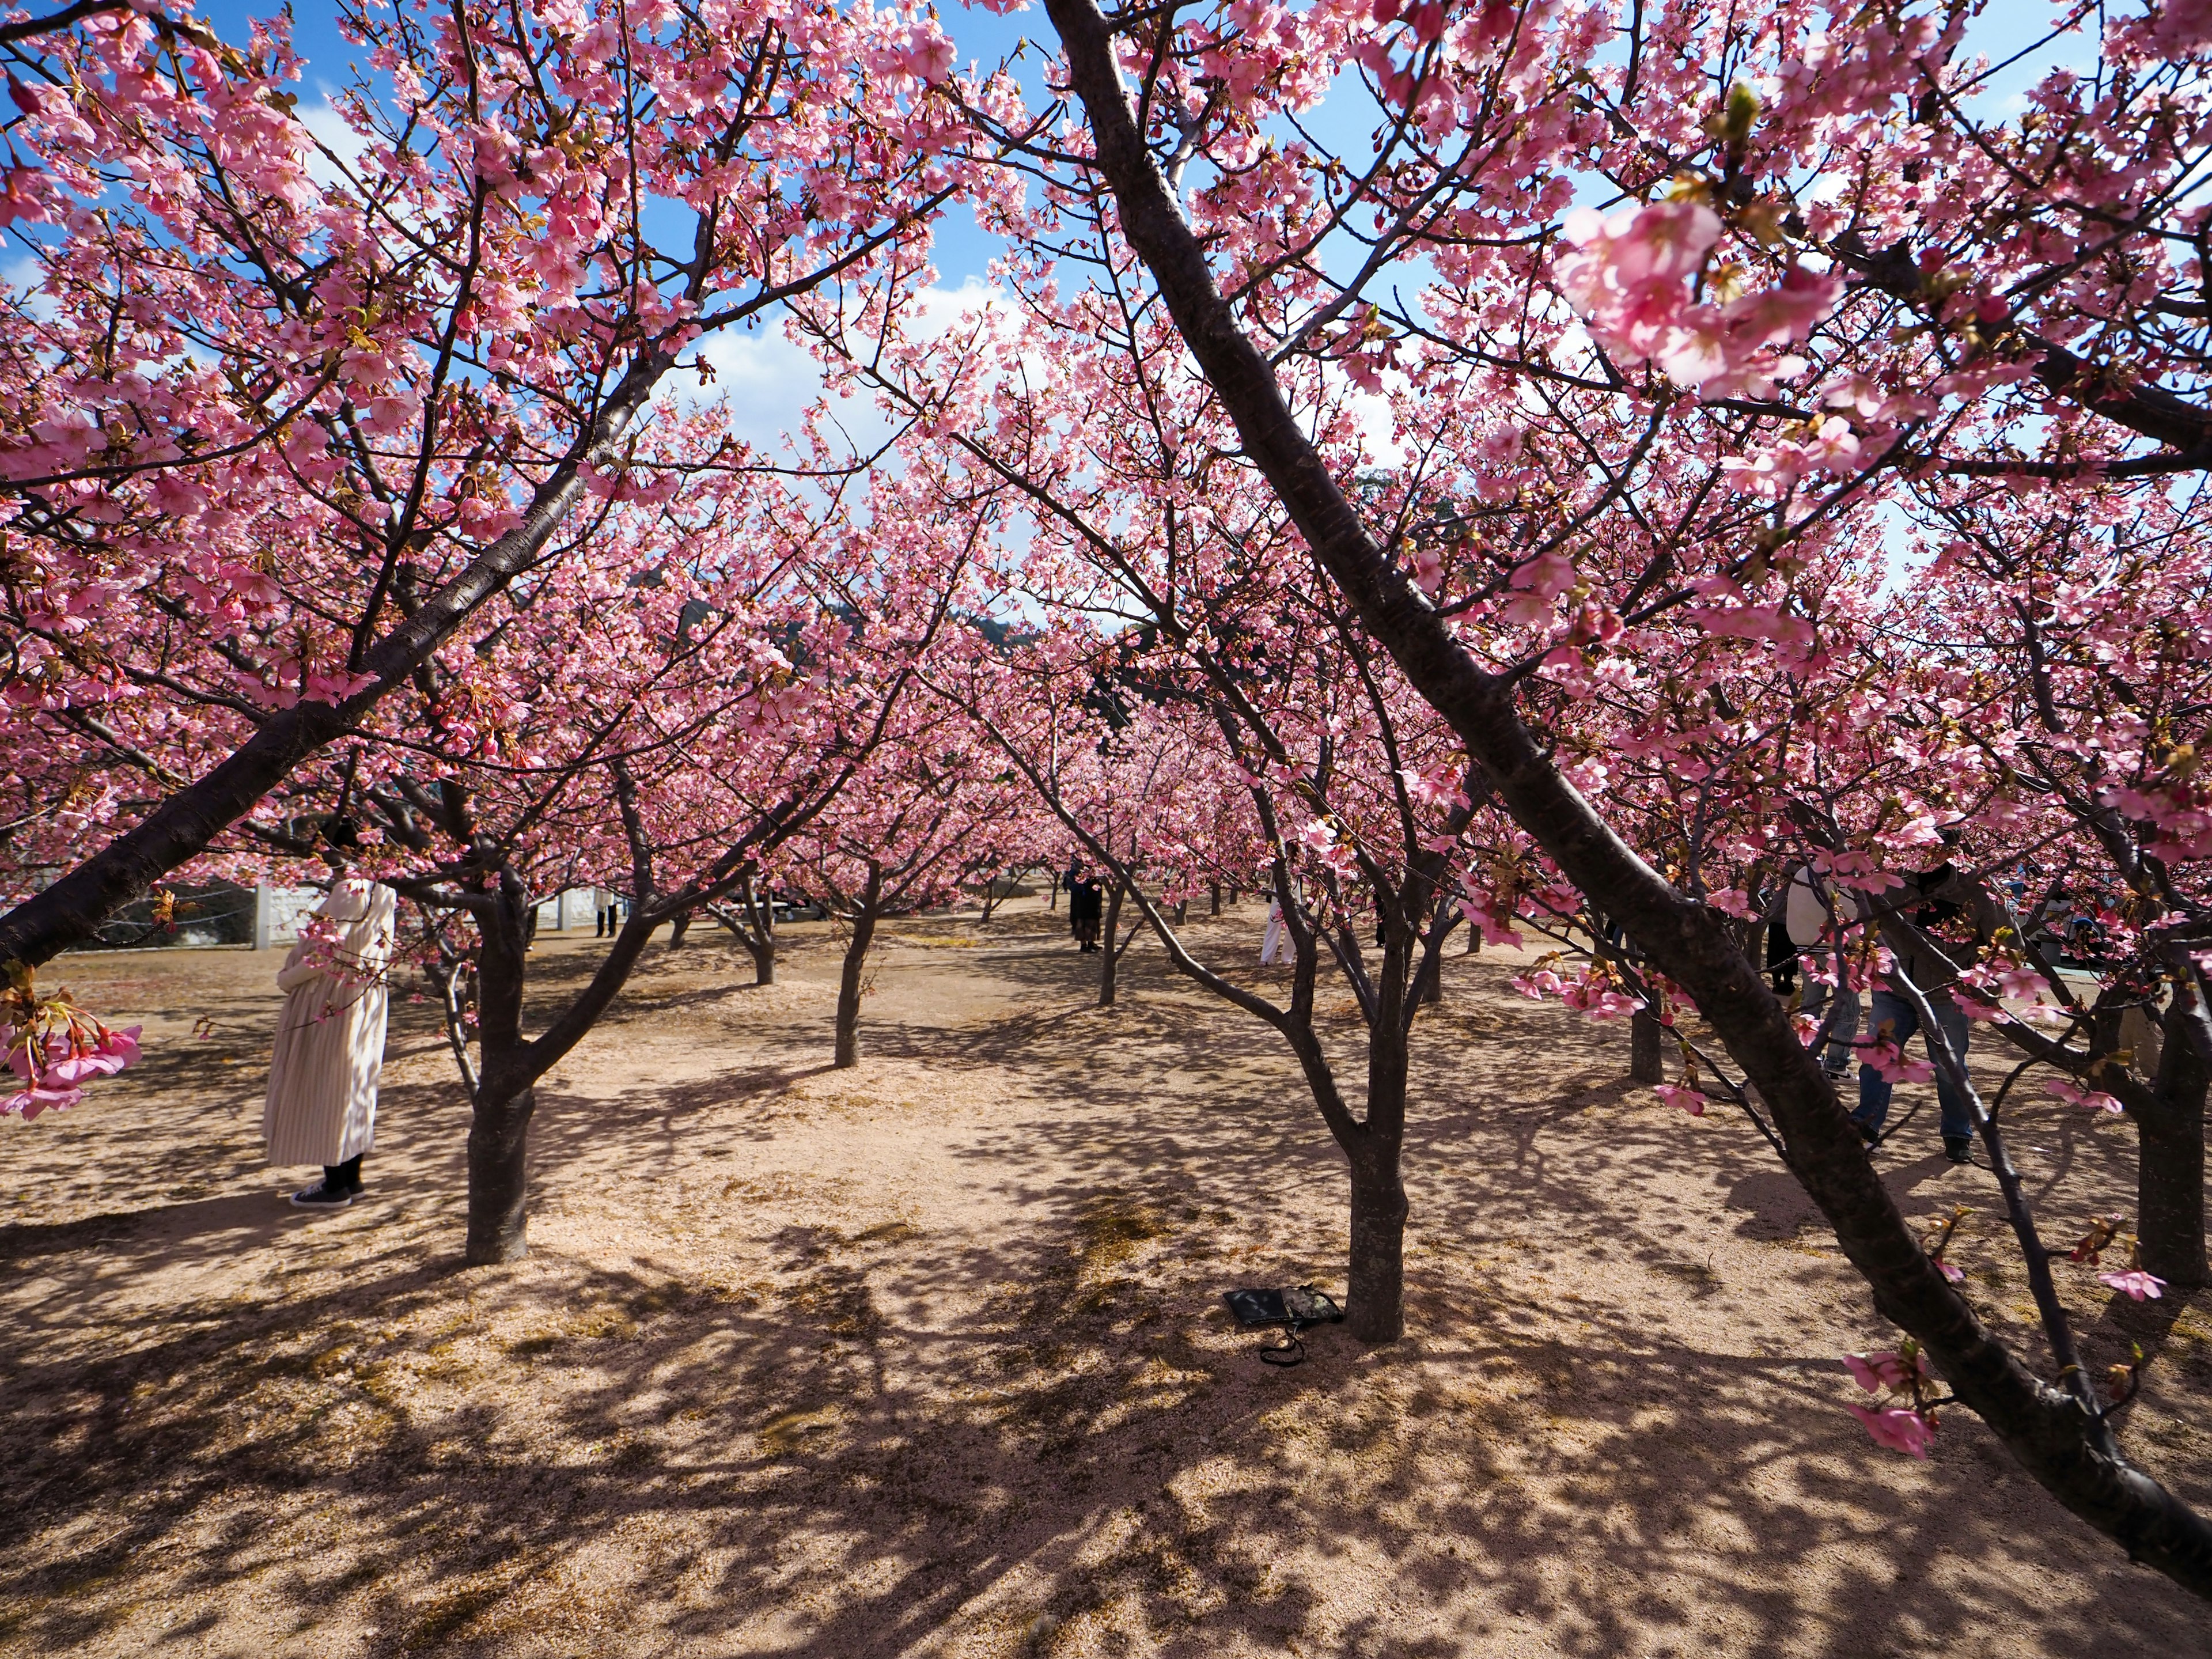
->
xmin=1764 ymin=899 xmax=1800 ymax=996
xmin=1067 ymin=868 xmax=1103 ymax=952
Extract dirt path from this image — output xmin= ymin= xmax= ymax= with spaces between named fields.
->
xmin=2 ymin=900 xmax=2207 ymax=1657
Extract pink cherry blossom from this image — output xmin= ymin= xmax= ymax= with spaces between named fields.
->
xmin=1844 ymin=1350 xmax=1929 ymax=1392
xmin=1849 ymin=1403 xmax=1937 ymax=1459
xmin=1859 ymin=1036 xmax=1934 ymax=1086
xmin=2099 ymin=1270 xmax=2166 ymax=1302
xmin=2046 ymin=1078 xmax=2125 ymax=1116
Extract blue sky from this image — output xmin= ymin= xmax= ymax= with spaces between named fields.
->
xmin=197 ymin=0 xmax=2096 ymax=289
xmin=183 ymin=0 xmax=2093 ymax=462
xmin=202 ymin=0 xmax=1039 ymax=285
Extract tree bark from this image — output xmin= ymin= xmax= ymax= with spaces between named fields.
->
xmin=1632 ymin=1009 xmax=1665 ymax=1084
xmin=666 ymin=911 xmax=691 ymax=949
xmin=465 ymin=1077 xmax=536 ymax=1264
xmin=1100 ymin=878 xmax=1126 ymax=1007
xmin=711 ymin=875 xmax=778 ymax=984
xmin=465 ymin=877 xmax=537 ymax=1263
xmin=1347 ymin=963 xmax=1412 ymax=1341
xmin=2139 ymin=1107 xmax=2208 ymax=1289
xmin=1346 ymin=1159 xmax=1408 ymax=1343
xmin=1210 ymin=884 xmax=1222 ymax=916
xmin=835 ymin=865 xmax=883 ymax=1069
xmin=2139 ymin=997 xmax=2209 ymax=1287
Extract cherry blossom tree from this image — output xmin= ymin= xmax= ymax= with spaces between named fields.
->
xmin=866 ymin=296 xmax=1518 ymax=1338
xmin=986 ymin=0 xmax=2212 ymax=1592
xmin=1877 ymin=481 xmax=2212 ymax=1289
xmin=0 ymin=0 xmax=983 ymax=965
xmin=225 ymin=411 xmax=978 ymax=1260
xmin=787 ymin=685 xmax=1029 ymax=1069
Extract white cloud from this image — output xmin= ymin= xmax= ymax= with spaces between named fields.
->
xmin=1342 ymin=380 xmax=1407 ymax=468
xmin=297 ymin=93 xmax=370 ymax=188
xmin=683 ymin=318 xmax=843 ymax=454
xmin=669 ymin=279 xmax=1017 ymax=460
xmin=906 ymin=274 xmax=1013 ymax=338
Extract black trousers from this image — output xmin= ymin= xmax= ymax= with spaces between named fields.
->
xmin=321 ymin=1154 xmax=363 ymax=1192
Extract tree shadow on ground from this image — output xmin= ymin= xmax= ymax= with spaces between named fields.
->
xmin=1 ymin=910 xmax=2202 ymax=1657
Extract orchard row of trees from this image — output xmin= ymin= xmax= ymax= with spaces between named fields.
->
xmin=1 ymin=0 xmax=2209 ymax=1595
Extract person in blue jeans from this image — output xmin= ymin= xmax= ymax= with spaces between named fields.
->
xmin=1854 ymin=987 xmax=1975 ymax=1157
xmin=1851 ymin=847 xmax=1997 ymax=1164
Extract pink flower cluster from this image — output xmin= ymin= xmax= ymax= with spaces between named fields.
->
xmin=1555 ymin=200 xmax=1842 ymax=400
xmin=2099 ymin=1269 xmax=2165 ymax=1302
xmin=1847 ymin=1403 xmax=1938 ymax=1459
xmin=1512 ymin=961 xmax=1643 ymax=1020
xmin=2043 ymin=1077 xmax=2125 ymax=1115
xmin=1857 ymin=1035 xmax=1933 ymax=1085
xmin=1843 ymin=1348 xmax=1938 ymax=1459
xmin=4 ymin=1020 xmax=140 ymax=1119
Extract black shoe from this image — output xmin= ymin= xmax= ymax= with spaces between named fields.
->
xmin=1856 ymin=1120 xmax=1880 ymax=1147
xmin=1944 ymin=1138 xmax=1974 ymax=1165
xmin=289 ymin=1181 xmax=353 ymax=1209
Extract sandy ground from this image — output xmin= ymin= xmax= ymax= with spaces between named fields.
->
xmin=1 ymin=897 xmax=2207 ymax=1658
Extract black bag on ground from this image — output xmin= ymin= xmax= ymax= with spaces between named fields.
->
xmin=1222 ymin=1284 xmax=1343 ymax=1366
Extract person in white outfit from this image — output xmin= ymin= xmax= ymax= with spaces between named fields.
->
xmin=1259 ymin=897 xmax=1290 ymax=965
xmin=1786 ymin=864 xmax=1858 ymax=1077
xmin=263 ymin=878 xmax=397 ymax=1208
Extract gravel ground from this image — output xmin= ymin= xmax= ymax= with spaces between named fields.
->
xmin=1 ymin=898 xmax=2206 ymax=1658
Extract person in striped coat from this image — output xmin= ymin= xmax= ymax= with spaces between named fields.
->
xmin=262 ymin=878 xmax=397 ymax=1208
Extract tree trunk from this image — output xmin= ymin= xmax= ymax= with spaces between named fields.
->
xmin=715 ymin=874 xmax=778 ymax=984
xmin=1632 ymin=1008 xmax=1665 ymax=1084
xmin=1346 ymin=1161 xmax=1408 ymax=1343
xmin=465 ymin=882 xmax=537 ymax=1264
xmin=667 ymin=911 xmax=691 ymax=949
xmin=2138 ymin=998 xmax=2209 ymax=1287
xmin=834 ymin=865 xmax=883 ymax=1069
xmin=2139 ymin=1106 xmax=2208 ymax=1289
xmin=1100 ymin=878 xmax=1126 ymax=1007
xmin=465 ymin=1077 xmax=536 ymax=1264
xmin=1210 ymin=884 xmax=1222 ymax=916
xmin=1346 ymin=950 xmax=1412 ymax=1343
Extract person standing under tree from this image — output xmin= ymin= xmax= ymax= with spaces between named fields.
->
xmin=1068 ymin=866 xmax=1103 ymax=952
xmin=1851 ymin=837 xmax=1999 ymax=1164
xmin=263 ymin=878 xmax=398 ymax=1207
xmin=1787 ymin=863 xmax=1859 ymax=1078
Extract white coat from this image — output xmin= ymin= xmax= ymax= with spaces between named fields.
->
xmin=1785 ymin=865 xmax=1834 ymax=950
xmin=262 ymin=879 xmax=397 ymax=1167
